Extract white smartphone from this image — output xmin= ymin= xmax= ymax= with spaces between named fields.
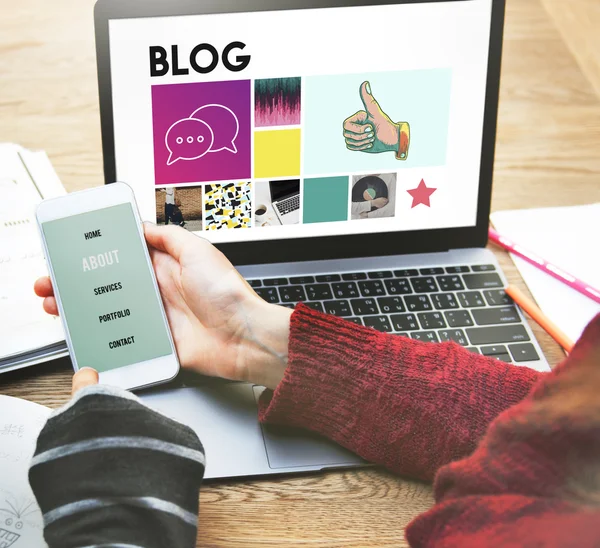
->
xmin=36 ymin=182 xmax=179 ymax=390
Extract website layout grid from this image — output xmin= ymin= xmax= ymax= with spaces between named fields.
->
xmin=109 ymin=2 xmax=493 ymax=243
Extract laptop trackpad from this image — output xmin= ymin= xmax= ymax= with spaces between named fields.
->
xmin=252 ymin=386 xmax=363 ymax=470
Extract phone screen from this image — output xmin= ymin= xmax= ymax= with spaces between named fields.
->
xmin=41 ymin=202 xmax=172 ymax=372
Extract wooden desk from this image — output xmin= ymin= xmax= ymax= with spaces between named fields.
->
xmin=1 ymin=0 xmax=599 ymax=545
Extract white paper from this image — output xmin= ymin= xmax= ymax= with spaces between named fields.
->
xmin=0 ymin=395 xmax=50 ymax=548
xmin=491 ymin=204 xmax=600 ymax=343
xmin=0 ymin=145 xmax=66 ymax=361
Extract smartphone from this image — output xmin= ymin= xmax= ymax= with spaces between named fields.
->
xmin=36 ymin=182 xmax=179 ymax=390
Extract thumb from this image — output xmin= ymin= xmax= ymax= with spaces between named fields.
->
xmin=144 ymin=222 xmax=192 ymax=263
xmin=360 ymin=81 xmax=381 ymax=117
xmin=72 ymin=367 xmax=99 ymax=395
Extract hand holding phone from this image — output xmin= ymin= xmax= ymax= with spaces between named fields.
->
xmin=36 ymin=184 xmax=291 ymax=391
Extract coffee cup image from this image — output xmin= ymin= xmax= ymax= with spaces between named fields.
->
xmin=254 ymin=204 xmax=269 ymax=225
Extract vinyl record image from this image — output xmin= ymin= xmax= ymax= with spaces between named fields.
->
xmin=351 ymin=176 xmax=389 ymax=202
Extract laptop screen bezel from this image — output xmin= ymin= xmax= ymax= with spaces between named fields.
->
xmin=95 ymin=0 xmax=504 ymax=265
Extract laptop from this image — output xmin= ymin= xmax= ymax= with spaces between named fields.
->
xmin=270 ymin=180 xmax=300 ymax=225
xmin=94 ymin=0 xmax=549 ymax=479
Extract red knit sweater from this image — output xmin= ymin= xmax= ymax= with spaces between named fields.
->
xmin=258 ymin=305 xmax=600 ymax=547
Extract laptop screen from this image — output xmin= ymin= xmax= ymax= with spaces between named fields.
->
xmin=107 ymin=0 xmax=493 ymax=243
xmin=270 ymin=180 xmax=300 ymax=203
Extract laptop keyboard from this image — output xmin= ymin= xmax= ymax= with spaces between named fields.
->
xmin=248 ymin=264 xmax=542 ymax=365
xmin=276 ymin=195 xmax=300 ymax=215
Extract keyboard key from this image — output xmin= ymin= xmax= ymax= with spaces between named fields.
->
xmin=304 ymin=301 xmax=324 ymax=313
xmin=466 ymin=347 xmax=480 ymax=354
xmin=359 ymin=280 xmax=386 ymax=297
xmin=332 ymin=282 xmax=359 ymax=299
xmin=342 ymin=272 xmax=367 ymax=281
xmin=418 ymin=312 xmax=446 ymax=329
xmin=395 ymin=332 xmax=410 ymax=338
xmin=281 ymin=304 xmax=295 ymax=309
xmin=411 ymin=331 xmax=440 ymax=343
xmin=481 ymin=345 xmax=509 ymax=356
xmin=368 ymin=270 xmax=393 ymax=279
xmin=484 ymin=289 xmax=513 ymax=306
xmin=466 ymin=325 xmax=531 ymax=345
xmin=385 ymin=278 xmax=412 ymax=295
xmin=457 ymin=291 xmax=486 ymax=308
xmin=419 ymin=267 xmax=444 ymax=275
xmin=316 ymin=274 xmax=341 ymax=283
xmin=279 ymin=286 xmax=307 ymax=303
xmin=377 ymin=296 xmax=405 ymax=313
xmin=489 ymin=354 xmax=512 ymax=363
xmin=432 ymin=293 xmax=459 ymax=310
xmin=390 ymin=313 xmax=419 ymax=331
xmin=411 ymin=277 xmax=439 ymax=293
xmin=289 ymin=275 xmax=315 ymax=284
xmin=254 ymin=287 xmax=279 ymax=303
xmin=323 ymin=300 xmax=352 ymax=317
xmin=463 ymin=273 xmax=503 ymax=290
xmin=364 ymin=315 xmax=393 ymax=332
xmin=346 ymin=317 xmax=363 ymax=325
xmin=509 ymin=343 xmax=540 ymax=362
xmin=444 ymin=310 xmax=474 ymax=328
xmin=350 ymin=298 xmax=379 ymax=316
xmin=472 ymin=306 xmax=520 ymax=326
xmin=247 ymin=279 xmax=262 ymax=288
xmin=405 ymin=295 xmax=433 ymax=312
xmin=436 ymin=275 xmax=465 ymax=291
xmin=446 ymin=266 xmax=470 ymax=274
xmin=439 ymin=329 xmax=469 ymax=346
xmin=394 ymin=269 xmax=419 ymax=277
xmin=263 ymin=278 xmax=289 ymax=286
xmin=305 ymin=284 xmax=333 ymax=301
xmin=472 ymin=264 xmax=496 ymax=272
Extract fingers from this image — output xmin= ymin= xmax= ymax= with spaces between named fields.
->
xmin=343 ymin=111 xmax=374 ymax=151
xmin=360 ymin=81 xmax=382 ymax=117
xmin=43 ymin=296 xmax=59 ymax=316
xmin=143 ymin=222 xmax=194 ymax=263
xmin=34 ymin=276 xmax=54 ymax=298
xmin=346 ymin=141 xmax=373 ymax=151
xmin=343 ymin=130 xmax=373 ymax=143
xmin=72 ymin=367 xmax=99 ymax=395
xmin=343 ymin=111 xmax=372 ymax=135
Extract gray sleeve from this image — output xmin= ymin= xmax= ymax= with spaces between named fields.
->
xmin=29 ymin=384 xmax=205 ymax=548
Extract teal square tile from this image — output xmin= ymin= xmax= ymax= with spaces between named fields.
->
xmin=303 ymin=176 xmax=349 ymax=224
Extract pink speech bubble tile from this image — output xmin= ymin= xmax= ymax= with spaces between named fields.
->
xmin=152 ymin=80 xmax=251 ymax=185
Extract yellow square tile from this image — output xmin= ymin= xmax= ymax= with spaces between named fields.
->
xmin=254 ymin=129 xmax=301 ymax=179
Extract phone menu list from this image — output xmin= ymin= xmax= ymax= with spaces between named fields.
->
xmin=42 ymin=204 xmax=172 ymax=372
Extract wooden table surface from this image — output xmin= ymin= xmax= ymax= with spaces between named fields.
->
xmin=1 ymin=0 xmax=600 ymax=546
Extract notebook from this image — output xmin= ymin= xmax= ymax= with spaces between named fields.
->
xmin=491 ymin=204 xmax=600 ymax=344
xmin=0 ymin=395 xmax=51 ymax=548
xmin=0 ymin=144 xmax=68 ymax=373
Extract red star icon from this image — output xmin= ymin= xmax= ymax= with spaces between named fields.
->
xmin=407 ymin=179 xmax=437 ymax=208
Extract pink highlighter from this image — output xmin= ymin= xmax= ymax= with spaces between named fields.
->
xmin=488 ymin=227 xmax=600 ymax=305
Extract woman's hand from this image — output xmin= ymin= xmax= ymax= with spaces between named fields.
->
xmin=34 ymin=224 xmax=292 ymax=390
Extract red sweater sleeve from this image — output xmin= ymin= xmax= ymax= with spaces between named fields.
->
xmin=258 ymin=303 xmax=541 ymax=481
xmin=258 ymin=305 xmax=600 ymax=546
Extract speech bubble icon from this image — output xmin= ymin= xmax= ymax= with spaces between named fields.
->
xmin=165 ymin=117 xmax=215 ymax=166
xmin=190 ymin=104 xmax=239 ymax=154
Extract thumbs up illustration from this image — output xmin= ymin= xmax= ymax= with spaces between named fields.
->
xmin=343 ymin=81 xmax=410 ymax=160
